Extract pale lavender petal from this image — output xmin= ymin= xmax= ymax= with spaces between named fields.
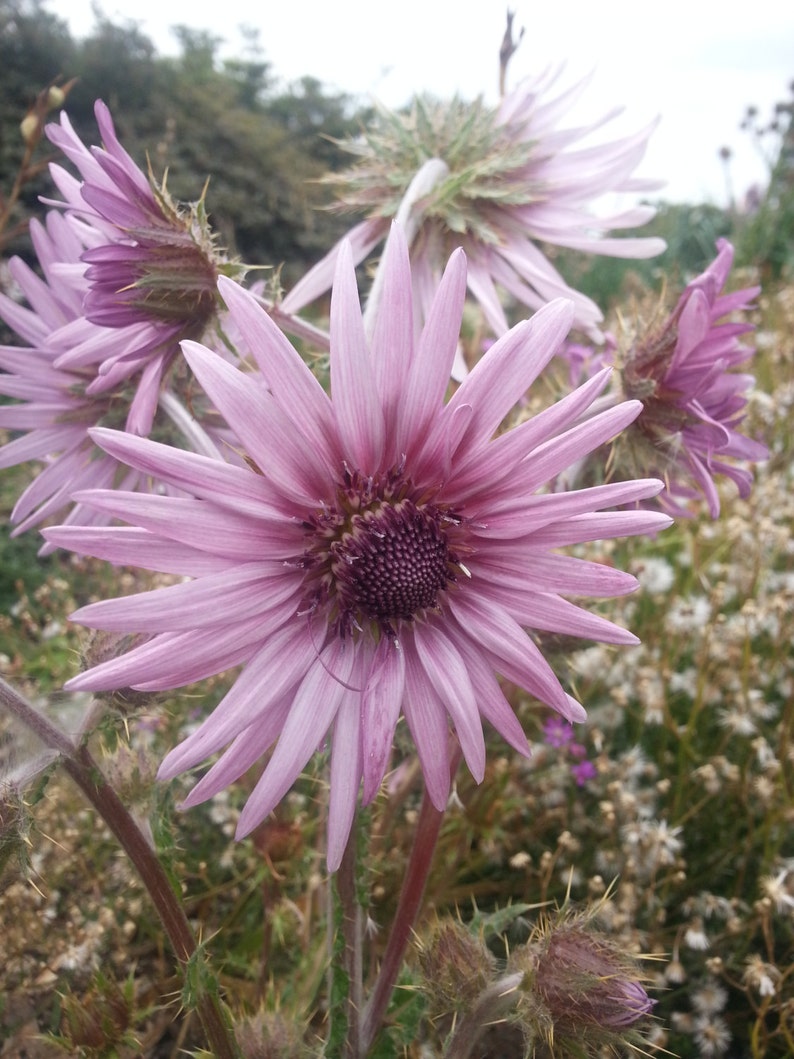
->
xmin=330 ymin=241 xmax=385 ymax=469
xmin=280 ymin=217 xmax=386 ymax=315
xmin=369 ymin=224 xmax=415 ymax=431
xmin=88 ymin=426 xmax=290 ymax=518
xmin=412 ymin=624 xmax=486 ymax=782
xmin=41 ymin=525 xmax=239 ymax=576
xmin=69 ymin=563 xmax=299 ymax=632
xmin=158 ymin=620 xmax=321 ymax=775
xmin=235 ymin=640 xmax=356 ymax=838
xmin=441 ymin=299 xmax=575 ymax=457
xmin=396 ymin=246 xmax=467 ymax=459
xmin=361 ymin=638 xmax=406 ymax=804
xmin=448 ymin=593 xmax=572 ymax=717
xmin=328 ymin=688 xmax=364 ymax=870
xmin=181 ymin=340 xmax=332 ymax=504
xmin=217 ymin=275 xmax=339 ymax=467
xmin=402 ymin=641 xmax=451 ymax=811
xmin=64 ymin=489 xmax=299 ymax=560
xmin=179 ymin=697 xmax=293 ymax=809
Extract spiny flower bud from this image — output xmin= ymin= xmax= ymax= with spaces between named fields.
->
xmin=509 ymin=909 xmax=655 ymax=1053
xmin=417 ymin=919 xmax=497 ymax=1015
xmin=532 ymin=925 xmax=654 ymax=1029
xmin=81 ymin=630 xmax=161 ymax=713
xmin=0 ymin=739 xmax=59 ymax=880
xmin=234 ymin=1010 xmax=313 ymax=1058
xmin=55 ymin=973 xmax=135 ymax=1052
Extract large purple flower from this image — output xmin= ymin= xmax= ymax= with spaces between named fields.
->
xmin=282 ymin=67 xmax=665 ymax=339
xmin=618 ymin=239 xmax=768 ymax=516
xmin=45 ymin=226 xmax=670 ymax=869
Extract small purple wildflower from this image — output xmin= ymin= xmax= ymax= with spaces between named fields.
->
xmin=542 ymin=715 xmax=575 ymax=748
xmin=570 ymin=759 xmax=598 ymax=786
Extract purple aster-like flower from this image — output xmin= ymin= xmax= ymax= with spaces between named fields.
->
xmin=45 ymin=225 xmax=670 ymax=869
xmin=616 ymin=238 xmax=769 ymax=517
xmin=281 ymin=67 xmax=665 ymax=339
xmin=0 ymin=210 xmax=230 ymax=544
xmin=42 ymin=100 xmax=229 ymax=435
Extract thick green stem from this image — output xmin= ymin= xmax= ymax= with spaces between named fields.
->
xmin=0 ymin=677 xmax=240 ymax=1059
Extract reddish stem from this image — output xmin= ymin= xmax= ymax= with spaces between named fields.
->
xmin=359 ymin=744 xmax=461 ymax=1055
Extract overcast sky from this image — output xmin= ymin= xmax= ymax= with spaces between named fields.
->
xmin=55 ymin=0 xmax=793 ymax=206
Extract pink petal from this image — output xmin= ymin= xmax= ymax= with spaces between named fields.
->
xmin=402 ymin=641 xmax=451 ymax=810
xmin=396 ymin=246 xmax=468 ymax=459
xmin=158 ymin=620 xmax=321 ymax=774
xmin=181 ymin=340 xmax=332 ymax=504
xmin=217 ymin=276 xmax=339 ymax=469
xmin=179 ymin=698 xmax=293 ymax=809
xmin=329 ymin=241 xmax=385 ymax=469
xmin=361 ymin=638 xmax=406 ymax=804
xmin=412 ymin=624 xmax=486 ymax=782
xmin=448 ymin=593 xmax=572 ymax=717
xmin=69 ymin=562 xmax=298 ymax=632
xmin=235 ymin=639 xmax=356 ymax=837
xmin=440 ymin=298 xmax=574 ymax=457
xmin=327 ymin=689 xmax=364 ymax=870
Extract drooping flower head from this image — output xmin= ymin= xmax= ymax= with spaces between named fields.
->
xmin=43 ymin=100 xmax=235 ymax=434
xmin=0 ymin=210 xmax=230 ymax=544
xmin=282 ymin=67 xmax=665 ymax=339
xmin=0 ymin=100 xmax=241 ymax=541
xmin=45 ymin=225 xmax=670 ymax=869
xmin=614 ymin=238 xmax=768 ymax=516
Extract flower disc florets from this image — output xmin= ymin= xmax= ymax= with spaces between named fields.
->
xmin=303 ymin=467 xmax=465 ymax=638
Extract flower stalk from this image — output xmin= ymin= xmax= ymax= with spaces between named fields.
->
xmin=0 ymin=677 xmax=241 ymax=1059
xmin=336 ymin=826 xmax=364 ymax=1057
xmin=359 ymin=742 xmax=462 ymax=1056
xmin=442 ymin=972 xmax=524 ymax=1059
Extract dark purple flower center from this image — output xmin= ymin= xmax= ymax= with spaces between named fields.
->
xmin=332 ymin=499 xmax=451 ymax=624
xmin=303 ymin=468 xmax=465 ymax=638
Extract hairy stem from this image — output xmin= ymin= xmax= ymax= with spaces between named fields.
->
xmin=337 ymin=827 xmax=364 ymax=1057
xmin=359 ymin=742 xmax=462 ymax=1055
xmin=443 ymin=972 xmax=524 ymax=1059
xmin=0 ymin=677 xmax=240 ymax=1059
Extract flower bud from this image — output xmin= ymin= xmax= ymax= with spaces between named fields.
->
xmin=81 ymin=630 xmax=160 ymax=713
xmin=417 ymin=919 xmax=497 ymax=1015
xmin=234 ymin=1010 xmax=313 ymax=1058
xmin=524 ymin=923 xmax=654 ymax=1033
xmin=46 ymin=85 xmax=66 ymax=109
xmin=1 ymin=745 xmax=59 ymax=879
xmin=19 ymin=112 xmax=41 ymax=147
xmin=56 ymin=973 xmax=134 ymax=1051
